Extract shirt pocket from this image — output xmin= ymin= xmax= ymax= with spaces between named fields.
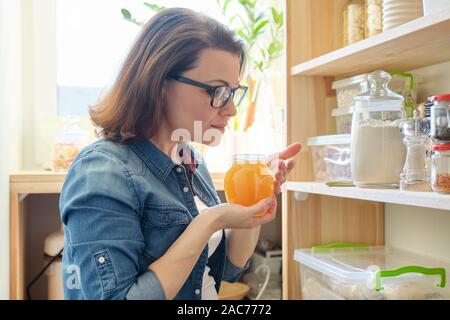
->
xmin=142 ymin=205 xmax=191 ymax=260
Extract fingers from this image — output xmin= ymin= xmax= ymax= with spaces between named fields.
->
xmin=243 ymin=197 xmax=274 ymax=217
xmin=274 ymin=143 xmax=302 ymax=161
xmin=271 ymin=159 xmax=287 ymax=175
xmin=286 ymin=159 xmax=295 ymax=170
xmin=252 ymin=197 xmax=277 ymax=225
xmin=274 ymin=180 xmax=281 ymax=194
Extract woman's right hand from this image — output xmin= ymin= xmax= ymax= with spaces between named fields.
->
xmin=205 ymin=197 xmax=277 ymax=231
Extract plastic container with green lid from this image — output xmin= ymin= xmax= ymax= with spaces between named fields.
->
xmin=294 ymin=242 xmax=450 ymax=300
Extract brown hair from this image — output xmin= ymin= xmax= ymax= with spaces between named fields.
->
xmin=90 ymin=8 xmax=246 ymax=143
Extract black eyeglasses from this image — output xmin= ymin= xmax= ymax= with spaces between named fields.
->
xmin=168 ymin=74 xmax=248 ymax=109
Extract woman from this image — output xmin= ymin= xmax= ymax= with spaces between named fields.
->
xmin=60 ymin=7 xmax=301 ymax=300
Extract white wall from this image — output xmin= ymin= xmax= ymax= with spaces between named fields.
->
xmin=385 ymin=60 xmax=450 ymax=263
xmin=0 ymin=0 xmax=24 ymax=299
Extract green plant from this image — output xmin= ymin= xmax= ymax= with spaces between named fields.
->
xmin=121 ymin=1 xmax=284 ymax=132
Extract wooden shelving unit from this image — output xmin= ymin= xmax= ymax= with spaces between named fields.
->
xmin=282 ymin=0 xmax=450 ymax=300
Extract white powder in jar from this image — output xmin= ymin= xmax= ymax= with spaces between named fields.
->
xmin=352 ymin=120 xmax=406 ymax=187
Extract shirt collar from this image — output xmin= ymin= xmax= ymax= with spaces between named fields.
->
xmin=130 ymin=139 xmax=200 ymax=181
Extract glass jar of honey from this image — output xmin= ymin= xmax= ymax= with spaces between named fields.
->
xmin=224 ymin=154 xmax=274 ymax=216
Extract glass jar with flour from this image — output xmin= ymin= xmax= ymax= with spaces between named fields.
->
xmin=351 ymin=70 xmax=407 ymax=188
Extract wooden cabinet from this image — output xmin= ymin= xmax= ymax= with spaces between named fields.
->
xmin=282 ymin=0 xmax=450 ymax=300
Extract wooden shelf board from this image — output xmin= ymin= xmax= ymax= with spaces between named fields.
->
xmin=291 ymin=9 xmax=450 ymax=77
xmin=9 ymin=171 xmax=225 ymax=194
xmin=285 ymin=181 xmax=450 ymax=211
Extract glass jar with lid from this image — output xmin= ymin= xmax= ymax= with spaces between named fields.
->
xmin=343 ymin=0 xmax=365 ymax=45
xmin=365 ymin=0 xmax=382 ymax=37
xmin=400 ymin=110 xmax=432 ymax=192
xmin=52 ymin=117 xmax=90 ymax=171
xmin=351 ymin=70 xmax=407 ymax=189
xmin=430 ymin=94 xmax=450 ymax=143
xmin=431 ymin=144 xmax=450 ymax=194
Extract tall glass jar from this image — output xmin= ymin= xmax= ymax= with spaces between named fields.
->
xmin=365 ymin=0 xmax=382 ymax=37
xmin=351 ymin=70 xmax=407 ymax=188
xmin=343 ymin=0 xmax=365 ymax=45
xmin=400 ymin=110 xmax=432 ymax=192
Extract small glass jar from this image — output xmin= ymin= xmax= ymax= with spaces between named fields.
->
xmin=431 ymin=144 xmax=450 ymax=194
xmin=343 ymin=0 xmax=365 ymax=45
xmin=430 ymin=94 xmax=450 ymax=143
xmin=365 ymin=0 xmax=382 ymax=37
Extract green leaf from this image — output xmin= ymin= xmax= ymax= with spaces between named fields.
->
xmin=223 ymin=0 xmax=232 ymax=13
xmin=121 ymin=8 xmax=132 ymax=19
xmin=278 ymin=12 xmax=284 ymax=26
xmin=257 ymin=61 xmax=264 ymax=71
xmin=144 ymin=2 xmax=166 ymax=12
xmin=235 ymin=29 xmax=249 ymax=42
xmin=268 ymin=42 xmax=276 ymax=57
xmin=253 ymin=20 xmax=268 ymax=36
xmin=271 ymin=7 xmax=283 ymax=26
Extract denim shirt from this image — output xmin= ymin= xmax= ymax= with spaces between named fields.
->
xmin=59 ymin=138 xmax=249 ymax=300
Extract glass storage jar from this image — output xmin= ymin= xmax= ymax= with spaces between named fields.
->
xmin=224 ymin=154 xmax=274 ymax=215
xmin=343 ymin=0 xmax=365 ymax=45
xmin=400 ymin=110 xmax=432 ymax=192
xmin=365 ymin=0 xmax=382 ymax=37
xmin=351 ymin=70 xmax=407 ymax=189
xmin=431 ymin=144 xmax=450 ymax=194
xmin=430 ymin=94 xmax=450 ymax=143
xmin=52 ymin=117 xmax=90 ymax=172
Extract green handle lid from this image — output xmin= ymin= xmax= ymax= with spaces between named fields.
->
xmin=375 ymin=265 xmax=446 ymax=291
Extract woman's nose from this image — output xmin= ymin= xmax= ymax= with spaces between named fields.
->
xmin=220 ymin=99 xmax=237 ymax=117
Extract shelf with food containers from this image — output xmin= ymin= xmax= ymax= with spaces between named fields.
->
xmin=294 ymin=69 xmax=450 ymax=199
xmin=342 ymin=0 xmax=450 ymax=46
xmin=294 ymin=242 xmax=450 ymax=300
xmin=290 ymin=6 xmax=450 ymax=77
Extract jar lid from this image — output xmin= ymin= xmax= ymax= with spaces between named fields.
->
xmin=432 ymin=144 xmax=450 ymax=151
xmin=430 ymin=94 xmax=450 ymax=102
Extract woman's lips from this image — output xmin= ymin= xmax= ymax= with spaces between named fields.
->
xmin=210 ymin=125 xmax=226 ymax=133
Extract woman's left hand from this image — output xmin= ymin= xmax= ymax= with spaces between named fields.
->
xmin=267 ymin=143 xmax=302 ymax=195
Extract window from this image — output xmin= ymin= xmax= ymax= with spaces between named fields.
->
xmin=54 ymin=0 xmax=285 ymax=172
xmin=56 ymin=0 xmax=226 ymax=117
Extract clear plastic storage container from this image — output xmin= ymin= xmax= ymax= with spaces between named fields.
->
xmin=332 ymin=74 xmax=369 ymax=109
xmin=308 ymin=134 xmax=352 ymax=183
xmin=332 ymin=107 xmax=354 ymax=134
xmin=294 ymin=243 xmax=450 ymax=300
